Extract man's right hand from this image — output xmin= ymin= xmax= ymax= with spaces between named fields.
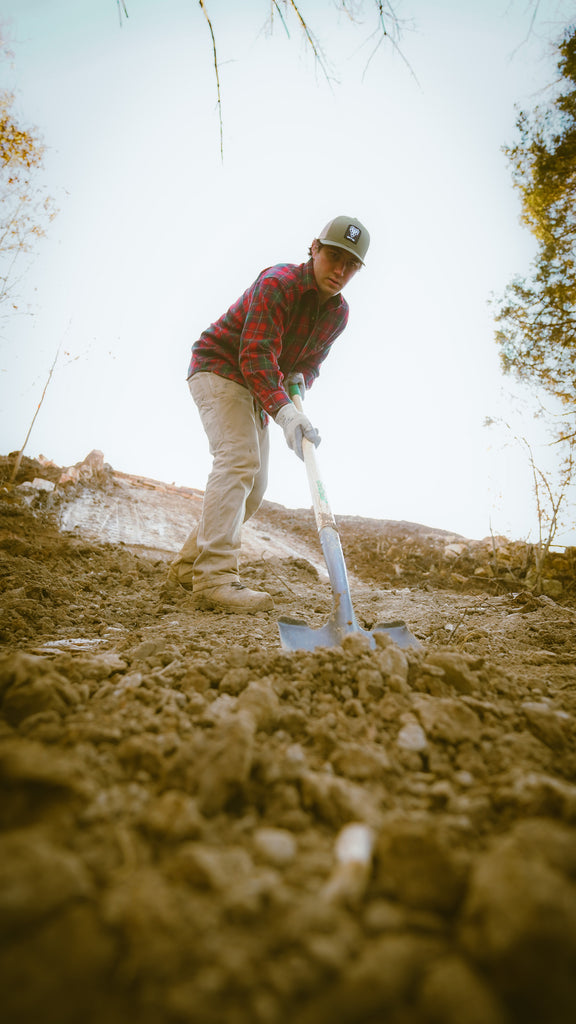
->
xmin=275 ymin=404 xmax=321 ymax=461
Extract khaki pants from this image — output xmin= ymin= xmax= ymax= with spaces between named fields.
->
xmin=174 ymin=372 xmax=270 ymax=591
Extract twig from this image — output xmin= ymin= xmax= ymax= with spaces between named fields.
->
xmin=10 ymin=342 xmax=63 ymax=484
xmin=285 ymin=0 xmax=334 ymax=87
xmin=271 ymin=0 xmax=291 ymax=38
xmin=198 ymin=0 xmax=224 ymax=161
xmin=117 ymin=0 xmax=129 ymax=27
xmin=256 ymin=554 xmax=298 ymax=595
xmin=362 ymin=0 xmax=420 ymax=88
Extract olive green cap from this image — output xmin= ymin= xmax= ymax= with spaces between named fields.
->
xmin=318 ymin=215 xmax=370 ymax=264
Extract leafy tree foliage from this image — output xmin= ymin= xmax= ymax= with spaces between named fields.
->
xmin=495 ymin=27 xmax=576 ymax=409
xmin=0 ymin=40 xmax=56 ymax=314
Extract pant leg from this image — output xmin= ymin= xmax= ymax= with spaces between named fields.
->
xmin=184 ymin=372 xmax=269 ymax=592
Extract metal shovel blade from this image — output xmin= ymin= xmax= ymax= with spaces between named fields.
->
xmin=278 ymin=527 xmax=421 ymax=652
xmin=278 ymin=612 xmax=421 ymax=652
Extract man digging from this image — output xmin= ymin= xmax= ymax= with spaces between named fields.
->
xmin=170 ymin=215 xmax=370 ymax=613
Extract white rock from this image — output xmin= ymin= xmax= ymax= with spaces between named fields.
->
xmin=253 ymin=827 xmax=297 ymax=866
xmin=396 ymin=722 xmax=428 ymax=752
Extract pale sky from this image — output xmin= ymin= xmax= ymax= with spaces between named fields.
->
xmin=1 ymin=0 xmax=574 ymax=544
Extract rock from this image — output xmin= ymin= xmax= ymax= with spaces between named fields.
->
xmin=196 ymin=714 xmax=256 ymax=816
xmin=372 ymin=641 xmax=410 ymax=691
xmin=460 ymin=839 xmax=576 ymax=1022
xmin=298 ymin=933 xmax=447 ymax=1024
xmin=300 ymin=770 xmax=379 ymax=828
xmin=138 ymin=790 xmax=203 ymax=841
xmin=0 ymin=738 xmax=84 ymax=791
xmin=521 ymin=700 xmax=572 ymax=750
xmin=117 ymin=734 xmax=165 ymax=777
xmin=356 ymin=667 xmax=385 ymax=700
xmin=0 ymin=904 xmax=118 ymax=1024
xmin=0 ymin=652 xmax=80 ymax=725
xmin=165 ymin=842 xmax=253 ymax=891
xmin=413 ymin=695 xmax=482 ymax=744
xmin=0 ymin=829 xmax=91 ymax=936
xmin=0 ymin=738 xmax=88 ymax=827
xmin=495 ymin=771 xmax=576 ymax=822
xmin=218 ymin=666 xmax=251 ymax=695
xmin=417 ymin=954 xmax=509 ymax=1024
xmin=374 ymin=819 xmax=467 ymax=913
xmin=321 ymin=823 xmax=376 ymax=907
xmin=396 ymin=719 xmax=428 ymax=752
xmin=331 ymin=741 xmax=391 ymax=780
xmin=102 ymin=867 xmax=202 ymax=980
xmin=253 ymin=827 xmax=297 ymax=866
xmin=237 ymin=680 xmax=279 ymax=731
xmin=341 ymin=632 xmax=373 ymax=656
xmin=424 ymin=650 xmax=484 ymax=694
xmin=503 ymin=817 xmax=576 ymax=878
xmin=16 ymin=477 xmax=55 ymax=493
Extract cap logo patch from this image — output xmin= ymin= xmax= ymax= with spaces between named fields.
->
xmin=344 ymin=224 xmax=361 ymax=245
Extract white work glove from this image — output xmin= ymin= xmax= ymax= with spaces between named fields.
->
xmin=275 ymin=403 xmax=321 ymax=461
xmin=285 ymin=371 xmax=306 ymax=400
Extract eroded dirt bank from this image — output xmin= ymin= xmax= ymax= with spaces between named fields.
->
xmin=1 ymin=457 xmax=576 ymax=1024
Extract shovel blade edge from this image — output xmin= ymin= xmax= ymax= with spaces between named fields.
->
xmin=278 ymin=615 xmax=421 ymax=652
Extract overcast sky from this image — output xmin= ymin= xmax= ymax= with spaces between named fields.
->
xmin=1 ymin=0 xmax=574 ymax=544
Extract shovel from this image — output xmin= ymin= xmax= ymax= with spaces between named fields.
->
xmin=277 ymin=388 xmax=421 ymax=652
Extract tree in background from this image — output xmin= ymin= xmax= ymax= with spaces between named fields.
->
xmin=494 ymin=26 xmax=575 ymax=561
xmin=495 ymin=26 xmax=576 ymax=410
xmin=0 ymin=34 xmax=56 ymax=317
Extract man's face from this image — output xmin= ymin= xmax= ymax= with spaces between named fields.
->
xmin=311 ymin=241 xmax=361 ymax=302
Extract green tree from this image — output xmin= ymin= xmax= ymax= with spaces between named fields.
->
xmin=0 ymin=37 xmax=56 ymax=315
xmin=494 ymin=26 xmax=576 ymax=410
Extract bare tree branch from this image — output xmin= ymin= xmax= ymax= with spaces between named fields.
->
xmin=283 ymin=0 xmax=333 ymax=86
xmin=362 ymin=1 xmax=420 ymax=87
xmin=198 ymin=0 xmax=224 ymax=161
xmin=117 ymin=0 xmax=129 ymax=28
xmin=271 ymin=0 xmax=291 ymax=38
xmin=10 ymin=342 xmax=62 ymax=484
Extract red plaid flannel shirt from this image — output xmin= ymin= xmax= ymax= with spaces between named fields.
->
xmin=187 ymin=259 xmax=349 ymax=417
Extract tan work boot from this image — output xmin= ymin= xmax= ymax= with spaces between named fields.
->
xmin=196 ymin=581 xmax=274 ymax=613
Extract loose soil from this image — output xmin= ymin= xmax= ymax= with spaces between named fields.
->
xmin=1 ymin=455 xmax=576 ymax=1024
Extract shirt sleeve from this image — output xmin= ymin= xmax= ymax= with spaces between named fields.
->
xmin=238 ymin=273 xmax=297 ymax=415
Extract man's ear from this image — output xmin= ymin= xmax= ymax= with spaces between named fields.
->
xmin=310 ymin=238 xmax=320 ymax=257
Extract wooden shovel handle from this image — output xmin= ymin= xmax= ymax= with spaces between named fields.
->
xmin=288 ymin=385 xmax=335 ymax=532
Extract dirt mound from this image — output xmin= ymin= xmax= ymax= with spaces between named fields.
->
xmin=1 ymin=455 xmax=576 ymax=1024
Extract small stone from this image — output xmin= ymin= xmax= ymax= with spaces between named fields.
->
xmin=331 ymin=742 xmax=391 ymax=779
xmin=396 ymin=721 xmax=428 ymax=752
xmin=253 ymin=827 xmax=297 ymax=866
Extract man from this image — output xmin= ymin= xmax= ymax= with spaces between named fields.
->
xmin=170 ymin=215 xmax=370 ymax=613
